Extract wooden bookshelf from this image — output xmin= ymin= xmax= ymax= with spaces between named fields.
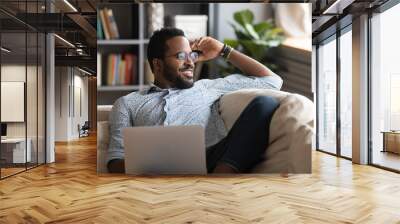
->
xmin=97 ymin=3 xmax=146 ymax=105
xmin=97 ymin=3 xmax=213 ymax=105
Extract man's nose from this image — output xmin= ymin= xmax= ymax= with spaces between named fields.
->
xmin=184 ymin=57 xmax=194 ymax=66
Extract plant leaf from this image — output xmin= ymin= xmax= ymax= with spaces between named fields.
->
xmin=240 ymin=40 xmax=265 ymax=61
xmin=254 ymin=21 xmax=273 ymax=36
xmin=244 ymin=23 xmax=260 ymax=40
xmin=233 ymin=10 xmax=254 ymax=27
xmin=230 ymin=22 xmax=252 ymax=40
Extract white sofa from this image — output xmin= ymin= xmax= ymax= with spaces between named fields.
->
xmin=97 ymin=89 xmax=314 ymax=174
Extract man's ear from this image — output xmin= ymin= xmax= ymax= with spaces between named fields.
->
xmin=153 ymin=58 xmax=163 ymax=73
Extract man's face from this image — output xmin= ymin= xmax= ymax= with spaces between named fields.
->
xmin=160 ymin=36 xmax=195 ymax=89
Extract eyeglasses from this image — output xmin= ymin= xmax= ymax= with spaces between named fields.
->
xmin=165 ymin=51 xmax=199 ymax=62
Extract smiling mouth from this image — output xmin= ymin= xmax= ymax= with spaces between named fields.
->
xmin=180 ymin=69 xmax=193 ymax=78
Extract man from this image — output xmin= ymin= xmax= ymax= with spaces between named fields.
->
xmin=107 ymin=27 xmax=282 ymax=173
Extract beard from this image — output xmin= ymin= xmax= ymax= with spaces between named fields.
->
xmin=163 ymin=63 xmax=194 ymax=89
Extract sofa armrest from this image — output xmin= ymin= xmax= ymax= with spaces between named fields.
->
xmin=97 ymin=105 xmax=113 ymax=122
xmin=219 ymin=89 xmax=314 ymax=173
xmin=97 ymin=121 xmax=110 ymax=173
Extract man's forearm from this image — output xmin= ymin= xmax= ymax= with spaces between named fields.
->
xmin=227 ymin=49 xmax=273 ymax=77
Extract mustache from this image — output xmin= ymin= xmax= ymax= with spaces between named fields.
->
xmin=179 ymin=65 xmax=194 ymax=72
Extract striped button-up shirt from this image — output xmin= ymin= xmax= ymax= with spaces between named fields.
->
xmin=107 ymin=73 xmax=283 ymax=164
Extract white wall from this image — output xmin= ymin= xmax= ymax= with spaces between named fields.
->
xmin=71 ymin=73 xmax=89 ymax=138
xmin=55 ymin=67 xmax=69 ymax=141
xmin=55 ymin=67 xmax=89 ymax=141
xmin=216 ymin=3 xmax=272 ymax=41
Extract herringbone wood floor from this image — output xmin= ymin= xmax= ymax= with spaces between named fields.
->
xmin=1 ymin=134 xmax=400 ymax=223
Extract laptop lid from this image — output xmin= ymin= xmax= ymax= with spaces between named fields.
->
xmin=122 ymin=125 xmax=207 ymax=175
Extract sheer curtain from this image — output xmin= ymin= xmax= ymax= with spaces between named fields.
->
xmin=274 ymin=3 xmax=311 ymax=38
xmin=274 ymin=3 xmax=311 ymax=51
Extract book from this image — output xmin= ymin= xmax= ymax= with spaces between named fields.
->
xmin=96 ymin=10 xmax=104 ymax=39
xmin=119 ymin=60 xmax=125 ymax=85
xmin=106 ymin=54 xmax=114 ymax=85
xmin=113 ymin=55 xmax=120 ymax=85
xmin=99 ymin=8 xmax=111 ymax=40
xmin=106 ymin=9 xmax=120 ymax=39
xmin=124 ymin=54 xmax=134 ymax=85
xmin=105 ymin=54 xmax=137 ymax=86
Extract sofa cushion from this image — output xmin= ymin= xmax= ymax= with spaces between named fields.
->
xmin=219 ymin=89 xmax=314 ymax=173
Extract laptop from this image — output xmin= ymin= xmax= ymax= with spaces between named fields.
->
xmin=122 ymin=125 xmax=207 ymax=175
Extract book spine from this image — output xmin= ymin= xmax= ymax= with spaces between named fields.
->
xmin=107 ymin=9 xmax=120 ymax=39
xmin=97 ymin=10 xmax=104 ymax=39
xmin=114 ymin=55 xmax=120 ymax=85
xmin=99 ymin=8 xmax=111 ymax=40
xmin=107 ymin=54 xmax=113 ymax=85
xmin=125 ymin=54 xmax=133 ymax=85
xmin=119 ymin=60 xmax=125 ymax=85
xmin=132 ymin=55 xmax=137 ymax=85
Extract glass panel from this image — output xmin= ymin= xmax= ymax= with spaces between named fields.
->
xmin=317 ymin=37 xmax=337 ymax=154
xmin=27 ymin=31 xmax=38 ymax=169
xmin=340 ymin=29 xmax=352 ymax=158
xmin=0 ymin=1 xmax=46 ymax=178
xmin=371 ymin=4 xmax=400 ymax=171
xmin=38 ymin=32 xmax=45 ymax=165
xmin=1 ymin=30 xmax=28 ymax=177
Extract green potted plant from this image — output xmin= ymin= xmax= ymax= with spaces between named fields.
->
xmin=218 ymin=9 xmax=285 ymax=76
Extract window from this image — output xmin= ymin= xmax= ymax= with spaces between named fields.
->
xmin=370 ymin=2 xmax=400 ymax=171
xmin=317 ymin=36 xmax=337 ymax=154
xmin=339 ymin=28 xmax=352 ymax=158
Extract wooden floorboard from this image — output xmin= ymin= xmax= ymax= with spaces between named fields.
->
xmin=1 ymin=134 xmax=400 ymax=223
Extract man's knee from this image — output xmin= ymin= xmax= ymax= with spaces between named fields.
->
xmin=247 ymin=96 xmax=280 ymax=116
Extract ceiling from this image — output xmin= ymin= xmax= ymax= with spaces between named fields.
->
xmin=312 ymin=0 xmax=390 ymax=43
xmin=0 ymin=0 xmax=99 ymax=73
xmin=0 ymin=0 xmax=394 ymax=72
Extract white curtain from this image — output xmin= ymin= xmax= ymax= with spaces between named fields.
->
xmin=274 ymin=3 xmax=311 ymax=38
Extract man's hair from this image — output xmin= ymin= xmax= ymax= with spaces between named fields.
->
xmin=147 ymin=27 xmax=186 ymax=72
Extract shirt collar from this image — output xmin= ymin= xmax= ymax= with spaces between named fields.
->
xmin=147 ymin=83 xmax=165 ymax=94
xmin=147 ymin=83 xmax=182 ymax=94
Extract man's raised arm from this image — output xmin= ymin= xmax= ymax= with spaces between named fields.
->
xmin=191 ymin=36 xmax=274 ymax=77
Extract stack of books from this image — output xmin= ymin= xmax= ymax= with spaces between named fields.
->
xmin=103 ymin=54 xmax=137 ymax=86
xmin=98 ymin=8 xmax=119 ymax=40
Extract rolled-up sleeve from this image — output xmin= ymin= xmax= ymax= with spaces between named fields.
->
xmin=207 ymin=73 xmax=283 ymax=94
xmin=107 ymin=97 xmax=132 ymax=164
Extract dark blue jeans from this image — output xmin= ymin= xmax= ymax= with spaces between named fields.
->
xmin=206 ymin=96 xmax=280 ymax=173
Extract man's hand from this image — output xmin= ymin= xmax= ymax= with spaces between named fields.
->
xmin=190 ymin=37 xmax=224 ymax=62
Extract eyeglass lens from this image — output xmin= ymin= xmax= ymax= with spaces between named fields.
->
xmin=176 ymin=52 xmax=199 ymax=61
